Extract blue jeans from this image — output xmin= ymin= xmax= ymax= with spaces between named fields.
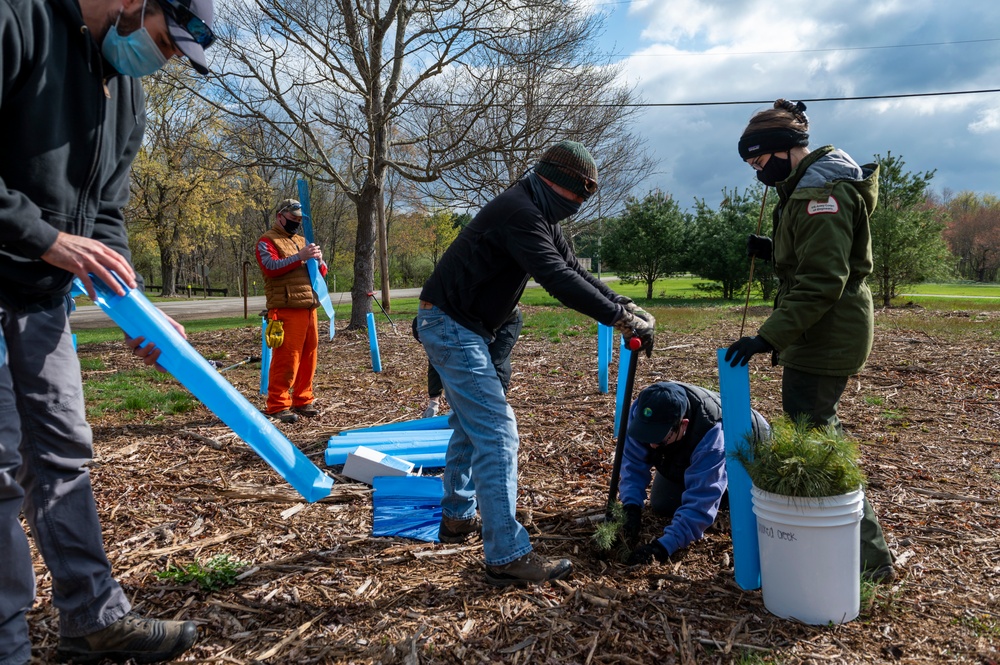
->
xmin=0 ymin=299 xmax=130 ymax=665
xmin=416 ymin=306 xmax=531 ymax=566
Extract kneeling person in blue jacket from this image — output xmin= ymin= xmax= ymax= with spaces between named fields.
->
xmin=622 ymin=382 xmax=769 ymax=565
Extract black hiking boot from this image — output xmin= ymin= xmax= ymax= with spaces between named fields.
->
xmin=485 ymin=551 xmax=573 ymax=587
xmin=57 ymin=613 xmax=197 ymax=664
xmin=438 ymin=514 xmax=482 ymax=544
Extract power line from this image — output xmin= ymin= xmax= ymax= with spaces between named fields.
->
xmin=616 ymin=37 xmax=1000 ymax=58
xmin=590 ymin=88 xmax=1000 ymax=108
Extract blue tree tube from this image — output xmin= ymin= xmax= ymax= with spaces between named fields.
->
xmin=339 ymin=414 xmax=450 ymax=434
xmin=326 ymin=447 xmax=448 ymax=468
xmin=81 ymin=274 xmax=333 ymax=503
xmin=260 ymin=315 xmax=271 ymax=396
xmin=613 ymin=335 xmax=630 ymax=436
xmin=297 ymin=179 xmax=335 ymax=339
xmin=366 ymin=311 xmax=382 ymax=372
xmin=598 ymin=324 xmax=610 ymax=394
xmin=716 ymin=348 xmax=761 ymax=590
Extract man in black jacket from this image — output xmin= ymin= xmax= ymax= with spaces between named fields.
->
xmin=0 ymin=0 xmax=214 ymax=661
xmin=417 ymin=140 xmax=655 ymax=586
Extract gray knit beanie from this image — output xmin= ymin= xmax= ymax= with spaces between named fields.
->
xmin=534 ymin=140 xmax=599 ymax=200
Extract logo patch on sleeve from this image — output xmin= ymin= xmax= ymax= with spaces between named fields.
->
xmin=806 ymin=197 xmax=840 ymax=215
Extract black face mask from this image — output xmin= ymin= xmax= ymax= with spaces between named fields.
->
xmin=281 ymin=218 xmax=301 ymax=235
xmin=525 ymin=172 xmax=582 ymax=223
xmin=756 ymin=154 xmax=792 ymax=187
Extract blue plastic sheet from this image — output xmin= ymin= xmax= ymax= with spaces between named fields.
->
xmin=372 ymin=476 xmax=443 ymax=542
xmin=297 ymin=179 xmax=335 ymax=339
xmin=80 ymin=274 xmax=333 ymax=503
xmin=716 ymin=348 xmax=762 ymax=590
xmin=366 ymin=312 xmax=382 ymax=372
xmin=339 ymin=415 xmax=450 ymax=434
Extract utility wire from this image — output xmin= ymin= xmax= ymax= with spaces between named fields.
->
xmin=614 ymin=38 xmax=1000 ymax=58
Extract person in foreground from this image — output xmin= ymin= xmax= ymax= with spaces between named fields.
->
xmin=417 ymin=140 xmax=655 ymax=586
xmin=256 ymin=198 xmax=327 ymax=424
xmin=0 ymin=0 xmax=215 ymax=661
xmin=621 ymin=382 xmax=769 ymax=566
xmin=724 ymin=99 xmax=895 ymax=583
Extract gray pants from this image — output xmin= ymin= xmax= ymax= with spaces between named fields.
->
xmin=0 ymin=300 xmax=129 ymax=665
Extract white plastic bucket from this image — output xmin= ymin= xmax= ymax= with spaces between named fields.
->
xmin=751 ymin=485 xmax=864 ymax=625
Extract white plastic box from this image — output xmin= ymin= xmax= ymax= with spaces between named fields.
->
xmin=342 ymin=446 xmax=415 ymax=485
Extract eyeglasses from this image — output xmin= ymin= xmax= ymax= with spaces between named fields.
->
xmin=155 ymin=0 xmax=215 ymax=47
xmin=278 ymin=203 xmax=302 ymax=214
xmin=748 ymin=154 xmax=768 ymax=171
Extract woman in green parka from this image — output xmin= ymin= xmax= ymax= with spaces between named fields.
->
xmin=724 ymin=99 xmax=895 ymax=582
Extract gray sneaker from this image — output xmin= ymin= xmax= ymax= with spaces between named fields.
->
xmin=57 ymin=612 xmax=197 ymax=663
xmin=485 ymin=551 xmax=573 ymax=587
xmin=438 ymin=514 xmax=482 ymax=544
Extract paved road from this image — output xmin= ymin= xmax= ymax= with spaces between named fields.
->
xmin=68 ymin=287 xmax=423 ymax=329
xmin=69 ymin=278 xmax=622 ymax=329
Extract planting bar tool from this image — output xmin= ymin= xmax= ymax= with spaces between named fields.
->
xmin=367 ymin=291 xmax=396 ymax=330
xmin=218 ymin=356 xmax=261 ymax=373
xmin=606 ymin=335 xmax=643 ymax=516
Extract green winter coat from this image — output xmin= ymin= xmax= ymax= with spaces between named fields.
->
xmin=757 ymin=145 xmax=878 ymax=376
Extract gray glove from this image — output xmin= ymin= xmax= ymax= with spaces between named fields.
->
xmin=614 ymin=309 xmax=655 ymax=357
xmin=615 ymin=295 xmax=654 ymax=325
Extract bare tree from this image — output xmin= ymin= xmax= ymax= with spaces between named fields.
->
xmin=202 ymin=0 xmax=649 ymax=327
xmin=414 ymin=4 xmax=656 ymax=242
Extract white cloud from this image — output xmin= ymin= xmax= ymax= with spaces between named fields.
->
xmin=969 ymin=107 xmax=1000 ymax=134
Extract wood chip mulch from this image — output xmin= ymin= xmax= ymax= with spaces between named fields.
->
xmin=24 ymin=305 xmax=1000 ymax=664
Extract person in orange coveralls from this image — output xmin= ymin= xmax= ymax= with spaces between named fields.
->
xmin=256 ymin=198 xmax=326 ymax=424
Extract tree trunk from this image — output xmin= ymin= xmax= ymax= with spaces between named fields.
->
xmin=161 ymin=246 xmax=177 ymax=296
xmin=349 ymin=185 xmax=379 ymax=329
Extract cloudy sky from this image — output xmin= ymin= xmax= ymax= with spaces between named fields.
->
xmin=586 ymin=0 xmax=1000 ymax=209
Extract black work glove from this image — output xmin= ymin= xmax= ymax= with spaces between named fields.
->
xmin=747 ymin=234 xmax=773 ymax=262
xmin=622 ymin=504 xmax=642 ymax=546
xmin=411 ymin=316 xmax=420 ymax=342
xmin=725 ymin=335 xmax=773 ymax=368
xmin=627 ymin=540 xmax=670 ymax=566
xmin=614 ymin=296 xmax=654 ymax=324
xmin=614 ymin=310 xmax=655 ymax=358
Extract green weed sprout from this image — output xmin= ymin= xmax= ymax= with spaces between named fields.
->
xmin=156 ymin=554 xmax=248 ymax=592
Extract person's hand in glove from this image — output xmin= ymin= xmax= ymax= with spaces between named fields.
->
xmin=614 ymin=295 xmax=655 ymax=322
xmin=747 ymin=234 xmax=773 ymax=261
xmin=627 ymin=539 xmax=670 ymax=565
xmin=725 ymin=335 xmax=773 ymax=367
xmin=614 ymin=310 xmax=655 ymax=357
xmin=622 ymin=504 xmax=642 ymax=547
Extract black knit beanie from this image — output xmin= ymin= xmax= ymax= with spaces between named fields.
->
xmin=738 ymin=128 xmax=809 ymax=160
xmin=534 ymin=140 xmax=599 ymax=200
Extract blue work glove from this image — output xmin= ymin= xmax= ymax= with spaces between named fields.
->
xmin=725 ymin=335 xmax=773 ymax=367
xmin=627 ymin=540 xmax=670 ymax=565
xmin=747 ymin=234 xmax=773 ymax=261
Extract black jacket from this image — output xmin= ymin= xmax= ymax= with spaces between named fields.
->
xmin=420 ymin=178 xmax=622 ymax=339
xmin=0 ymin=0 xmax=144 ymax=309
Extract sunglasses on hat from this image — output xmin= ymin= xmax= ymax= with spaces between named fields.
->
xmin=155 ymin=0 xmax=214 ymax=47
xmin=278 ymin=202 xmax=303 ymax=214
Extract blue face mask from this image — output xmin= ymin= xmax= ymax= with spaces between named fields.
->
xmin=102 ymin=2 xmax=169 ymax=78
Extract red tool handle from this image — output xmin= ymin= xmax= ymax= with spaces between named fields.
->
xmin=626 ymin=336 xmax=642 ymax=351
